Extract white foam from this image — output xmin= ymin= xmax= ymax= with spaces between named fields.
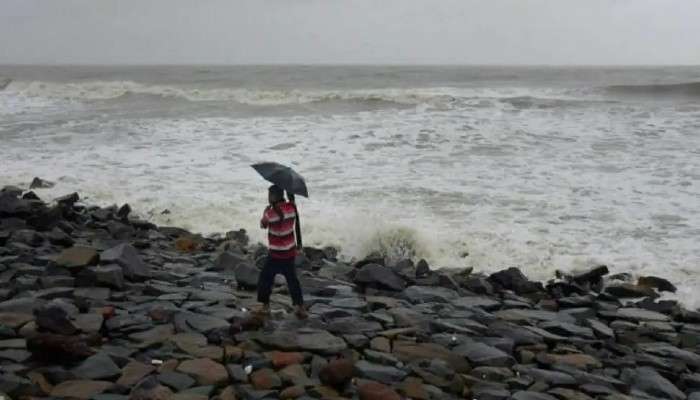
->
xmin=2 ymin=88 xmax=699 ymax=307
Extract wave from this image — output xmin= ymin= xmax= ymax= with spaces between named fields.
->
xmin=3 ymin=79 xmax=584 ymax=108
xmin=606 ymin=81 xmax=700 ymax=97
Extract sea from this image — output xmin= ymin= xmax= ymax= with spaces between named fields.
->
xmin=1 ymin=65 xmax=699 ymax=305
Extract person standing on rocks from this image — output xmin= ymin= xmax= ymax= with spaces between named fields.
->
xmin=257 ymin=185 xmax=307 ymax=319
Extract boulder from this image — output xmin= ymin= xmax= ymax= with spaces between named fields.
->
xmin=72 ymin=352 xmax=121 ymax=380
xmin=56 ymin=246 xmax=99 ymax=269
xmin=402 ymin=285 xmax=459 ymax=304
xmin=488 ymin=267 xmax=544 ymax=294
xmin=34 ymin=303 xmax=79 ymax=335
xmin=101 ymin=243 xmax=151 ymax=280
xmin=354 ymin=264 xmax=406 ymax=291
xmin=176 ymin=358 xmax=228 ymax=386
xmin=604 ymin=284 xmax=656 ymax=298
xmin=319 ymin=358 xmax=354 ymax=387
xmin=51 ymin=380 xmax=113 ymax=399
xmin=637 ymin=276 xmax=677 ymax=293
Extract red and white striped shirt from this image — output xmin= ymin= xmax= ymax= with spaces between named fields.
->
xmin=261 ymin=201 xmax=297 ymax=259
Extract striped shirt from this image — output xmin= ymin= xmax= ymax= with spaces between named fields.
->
xmin=261 ymin=201 xmax=297 ymax=259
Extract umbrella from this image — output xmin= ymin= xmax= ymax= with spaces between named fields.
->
xmin=251 ymin=162 xmax=308 ymax=198
xmin=251 ymin=162 xmax=307 ymax=249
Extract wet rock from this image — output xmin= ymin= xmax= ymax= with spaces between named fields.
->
xmin=158 ymin=371 xmax=195 ymax=391
xmin=488 ymin=267 xmax=544 ymax=295
xmin=34 ymin=303 xmax=78 ymax=335
xmin=358 ymin=381 xmax=401 ymax=400
xmin=319 ymin=358 xmax=354 ymax=387
xmin=637 ymin=276 xmax=677 ymax=293
xmin=354 ymin=264 xmax=406 ymax=291
xmin=615 ymin=307 xmax=670 ymax=322
xmin=354 ymin=360 xmax=408 ymax=384
xmin=176 ymin=358 xmax=228 ymax=386
xmin=605 ymin=284 xmax=657 ymax=299
xmin=511 ymin=391 xmax=559 ymax=400
xmin=30 ymin=177 xmax=55 ymax=189
xmin=129 ymin=377 xmax=174 ymax=400
xmin=453 ymin=341 xmax=514 ymax=367
xmin=415 ymin=259 xmax=430 ymax=277
xmin=117 ymin=361 xmax=156 ymax=386
xmin=402 ymin=285 xmax=459 ymax=303
xmin=626 ymin=366 xmax=685 ymax=400
xmin=539 ymin=321 xmax=596 ymax=339
xmin=250 ymin=368 xmax=282 ymax=390
xmin=100 ymin=243 xmax=151 ymax=281
xmin=255 ymin=330 xmax=347 ymax=354
xmin=72 ymin=352 xmax=121 ymax=380
xmin=51 ymin=380 xmax=114 ymax=399
xmin=56 ymin=246 xmax=99 ymax=269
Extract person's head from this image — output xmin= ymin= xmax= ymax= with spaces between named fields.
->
xmin=268 ymin=185 xmax=284 ymax=205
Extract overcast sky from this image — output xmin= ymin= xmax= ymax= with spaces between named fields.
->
xmin=1 ymin=0 xmax=699 ymax=65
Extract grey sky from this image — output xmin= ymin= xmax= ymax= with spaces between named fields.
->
xmin=1 ymin=0 xmax=699 ymax=65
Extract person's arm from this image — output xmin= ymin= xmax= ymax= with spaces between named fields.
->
xmin=260 ymin=207 xmax=270 ymax=229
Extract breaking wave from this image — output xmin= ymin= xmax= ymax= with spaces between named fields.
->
xmin=606 ymin=81 xmax=700 ymax=98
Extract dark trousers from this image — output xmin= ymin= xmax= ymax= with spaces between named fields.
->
xmin=257 ymin=256 xmax=304 ymax=306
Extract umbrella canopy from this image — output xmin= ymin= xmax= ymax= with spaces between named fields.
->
xmin=251 ymin=162 xmax=309 ymax=198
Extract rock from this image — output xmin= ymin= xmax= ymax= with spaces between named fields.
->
xmin=605 ymin=284 xmax=656 ymax=298
xmin=358 ymin=381 xmax=401 ymax=400
xmin=585 ymin=318 xmax=615 ymax=339
xmin=399 ymin=377 xmax=430 ymax=400
xmin=48 ymin=227 xmax=75 ymax=246
xmin=176 ymin=358 xmax=228 ymax=386
xmin=488 ymin=267 xmax=544 ymax=295
xmin=637 ymin=342 xmax=700 ymax=367
xmin=539 ymin=321 xmax=596 ymax=339
xmin=26 ymin=333 xmax=94 ymax=361
xmin=72 ymin=352 xmax=121 ymax=380
xmin=572 ymin=265 xmax=609 ymax=285
xmin=56 ymin=246 xmax=99 ymax=268
xmin=537 ymin=353 xmax=602 ymax=369
xmin=637 ymin=276 xmax=677 ymax=293
xmin=30 ymin=177 xmax=55 ymax=189
xmin=34 ymin=304 xmax=79 ymax=335
xmin=51 ymin=380 xmax=113 ymax=399
xmin=250 ymin=368 xmax=282 ymax=390
xmin=10 ymin=229 xmax=43 ymax=246
xmin=416 ymin=259 xmax=430 ymax=277
xmin=234 ymin=263 xmax=260 ymax=289
xmin=211 ymin=251 xmax=248 ymax=272
xmin=453 ymin=342 xmax=514 ymax=367
xmin=158 ymin=372 xmax=196 ymax=391
xmin=354 ymin=264 xmax=406 ymax=291
xmin=129 ymin=377 xmax=174 ymax=400
xmin=627 ymin=366 xmax=685 ymax=400
xmin=0 ymin=192 xmax=31 ymax=216
xmin=451 ymin=296 xmax=501 ymax=311
xmin=402 ymin=285 xmax=459 ymax=303
xmin=616 ymin=307 xmax=670 ymax=322
xmin=354 ymin=360 xmax=408 ymax=384
xmin=101 ymin=243 xmax=151 ymax=280
xmin=319 ymin=358 xmax=354 ymax=387
xmin=513 ymin=366 xmax=577 ymax=386
xmin=511 ymin=391 xmax=559 ymax=400
xmin=117 ymin=361 xmax=156 ymax=386
xmin=268 ymin=351 xmax=305 ymax=368
xmin=92 ymin=264 xmax=126 ymax=289
xmin=117 ymin=203 xmax=132 ymax=219
xmin=255 ymin=330 xmax=347 ymax=354
xmin=392 ymin=341 xmax=471 ymax=373
xmin=279 ymin=364 xmax=312 ymax=387
xmin=279 ymin=385 xmax=306 ymax=399
xmin=56 ymin=192 xmax=79 ymax=206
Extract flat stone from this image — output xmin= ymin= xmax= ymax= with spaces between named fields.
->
xmin=268 ymin=351 xmax=305 ymax=368
xmin=50 ymin=380 xmax=113 ymax=399
xmin=100 ymin=243 xmax=151 ymax=280
xmin=326 ymin=317 xmax=383 ymax=335
xmin=116 ymin=360 xmax=156 ymax=386
xmin=402 ymin=286 xmax=459 ymax=303
xmin=638 ymin=342 xmax=700 ymax=367
xmin=547 ymin=388 xmax=595 ymax=400
xmin=250 ymin=368 xmax=282 ymax=390
xmin=94 ymin=265 xmax=126 ymax=289
xmin=585 ymin=318 xmax=615 ymax=339
xmin=392 ymin=341 xmax=470 ymax=373
xmin=279 ymin=364 xmax=312 ymax=386
xmin=354 ymin=264 xmax=406 ymax=291
xmin=158 ymin=371 xmax=196 ymax=391
xmin=616 ymin=308 xmax=670 ymax=322
xmin=72 ymin=352 xmax=121 ymax=380
xmin=494 ymin=309 xmax=575 ymax=323
xmin=358 ymin=381 xmax=401 ymax=400
xmin=0 ymin=313 xmax=33 ymax=329
xmin=56 ymin=246 xmax=99 ymax=268
xmin=539 ymin=321 xmax=596 ymax=339
xmin=511 ymin=391 xmax=559 ymax=400
xmin=255 ymin=329 xmax=347 ymax=354
xmin=605 ymin=284 xmax=656 ymax=298
xmin=354 ymin=360 xmax=408 ymax=384
xmin=453 ymin=341 xmax=514 ymax=367
xmin=0 ymin=349 xmax=31 ymax=362
xmin=628 ymin=366 xmax=685 ymax=400
xmin=537 ymin=353 xmax=602 ymax=369
xmin=176 ymin=358 xmax=228 ymax=386
xmin=451 ymin=296 xmax=501 ymax=311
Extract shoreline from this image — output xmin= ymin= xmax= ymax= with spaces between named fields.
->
xmin=0 ymin=184 xmax=698 ymax=400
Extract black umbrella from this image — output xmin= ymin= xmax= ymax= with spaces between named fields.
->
xmin=251 ymin=162 xmax=307 ymax=248
xmin=251 ymin=162 xmax=309 ymax=198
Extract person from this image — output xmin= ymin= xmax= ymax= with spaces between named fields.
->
xmin=257 ymin=185 xmax=307 ymax=319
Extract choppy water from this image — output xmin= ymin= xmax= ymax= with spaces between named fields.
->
xmin=1 ymin=65 xmax=699 ymax=305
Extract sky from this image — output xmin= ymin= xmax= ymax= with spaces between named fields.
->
xmin=1 ymin=0 xmax=699 ymax=65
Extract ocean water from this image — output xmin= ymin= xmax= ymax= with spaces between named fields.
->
xmin=1 ymin=65 xmax=699 ymax=304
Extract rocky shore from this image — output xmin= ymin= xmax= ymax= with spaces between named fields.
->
xmin=0 ymin=182 xmax=698 ymax=400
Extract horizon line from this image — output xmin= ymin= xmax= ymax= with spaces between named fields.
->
xmin=2 ymin=62 xmax=700 ymax=68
